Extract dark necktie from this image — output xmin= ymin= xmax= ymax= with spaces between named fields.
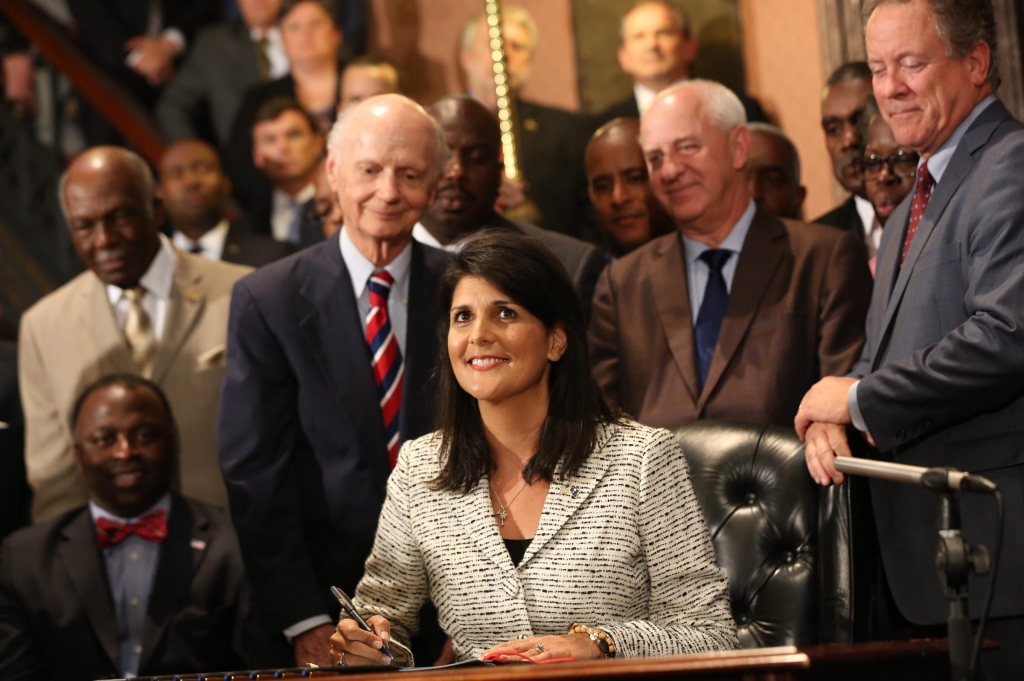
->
xmin=694 ymin=249 xmax=732 ymax=389
xmin=255 ymin=36 xmax=271 ymax=81
xmin=366 ymin=271 xmax=404 ymax=467
xmin=901 ymin=161 xmax=934 ymax=266
xmin=95 ymin=509 xmax=168 ymax=549
xmin=189 ymin=243 xmax=203 ymax=255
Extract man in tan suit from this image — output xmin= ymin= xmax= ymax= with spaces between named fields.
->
xmin=589 ymin=80 xmax=872 ymax=428
xmin=19 ymin=147 xmax=250 ymax=521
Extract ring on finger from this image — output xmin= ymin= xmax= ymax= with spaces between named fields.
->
xmin=340 ymin=651 xmax=347 ymax=666
xmin=534 ymin=643 xmax=545 ymax=653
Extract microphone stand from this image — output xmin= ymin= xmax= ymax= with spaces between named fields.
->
xmin=834 ymin=458 xmax=1000 ymax=681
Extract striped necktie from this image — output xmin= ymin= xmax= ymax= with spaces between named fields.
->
xmin=366 ymin=271 xmax=404 ymax=467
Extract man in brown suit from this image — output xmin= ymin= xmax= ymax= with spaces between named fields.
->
xmin=19 ymin=147 xmax=250 ymax=521
xmin=589 ymin=80 xmax=872 ymax=428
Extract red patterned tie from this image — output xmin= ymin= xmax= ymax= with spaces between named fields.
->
xmin=901 ymin=161 xmax=934 ymax=266
xmin=95 ymin=509 xmax=168 ymax=549
xmin=366 ymin=270 xmax=404 ymax=468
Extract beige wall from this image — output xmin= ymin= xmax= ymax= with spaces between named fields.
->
xmin=367 ymin=0 xmax=580 ymax=111
xmin=740 ymin=0 xmax=836 ymax=220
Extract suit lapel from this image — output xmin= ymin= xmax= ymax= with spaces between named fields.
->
xmin=400 ymin=242 xmax=441 ymax=441
xmin=58 ymin=509 xmax=120 ymax=670
xmin=298 ymin=236 xmax=391 ymax=487
xmin=450 ymin=478 xmax=515 ymax=572
xmin=876 ymin=101 xmax=1012 ymax=352
xmin=519 ymin=425 xmax=615 ymax=567
xmin=697 ymin=212 xmax=785 ymax=413
xmin=140 ymin=496 xmax=205 ymax=671
xmin=84 ymin=274 xmax=136 ymax=375
xmin=650 ymin=237 xmax=701 ymax=404
xmin=151 ymin=253 xmax=206 ymax=384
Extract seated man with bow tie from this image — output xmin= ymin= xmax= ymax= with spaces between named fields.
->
xmin=0 ymin=374 xmax=249 ymax=680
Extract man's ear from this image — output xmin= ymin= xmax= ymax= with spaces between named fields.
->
xmin=964 ymin=39 xmax=992 ymax=88
xmin=731 ymin=124 xmax=751 ymax=171
xmin=151 ymin=194 xmax=166 ymax=227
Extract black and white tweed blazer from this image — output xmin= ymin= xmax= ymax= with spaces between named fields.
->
xmin=352 ymin=420 xmax=738 ymax=663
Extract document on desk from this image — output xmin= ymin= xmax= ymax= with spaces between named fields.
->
xmin=399 ymin=659 xmax=497 ymax=671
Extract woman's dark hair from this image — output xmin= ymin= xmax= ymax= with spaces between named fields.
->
xmin=430 ymin=229 xmax=617 ymax=493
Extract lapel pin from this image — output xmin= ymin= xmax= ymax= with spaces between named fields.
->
xmin=185 ymin=289 xmax=201 ymax=303
xmin=227 ymin=244 xmax=240 ymax=255
xmin=570 ymin=485 xmax=580 ymax=498
xmin=524 ymin=118 xmax=539 ymax=132
xmin=190 ymin=539 xmax=207 ymax=551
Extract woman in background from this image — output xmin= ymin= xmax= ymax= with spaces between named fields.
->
xmin=328 ymin=230 xmax=736 ymax=666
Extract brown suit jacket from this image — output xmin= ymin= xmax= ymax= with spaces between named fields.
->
xmin=589 ymin=210 xmax=872 ymax=428
xmin=18 ymin=247 xmax=251 ymax=521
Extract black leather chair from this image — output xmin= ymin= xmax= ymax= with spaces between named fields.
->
xmin=672 ymin=421 xmax=862 ymax=648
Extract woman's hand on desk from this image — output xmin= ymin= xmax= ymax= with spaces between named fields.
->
xmin=482 ymin=633 xmax=603 ymax=663
xmin=329 ymin=615 xmax=394 ymax=666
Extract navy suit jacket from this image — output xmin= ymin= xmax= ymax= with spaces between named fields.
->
xmin=850 ymin=100 xmax=1024 ymax=624
xmin=218 ymin=233 xmax=448 ymax=633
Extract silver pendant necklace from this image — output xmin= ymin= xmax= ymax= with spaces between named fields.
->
xmin=489 ymin=478 xmax=529 ymax=527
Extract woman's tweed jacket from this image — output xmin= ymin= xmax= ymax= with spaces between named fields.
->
xmin=353 ymin=420 xmax=738 ymax=664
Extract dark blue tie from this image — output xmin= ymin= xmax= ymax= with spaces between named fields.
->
xmin=694 ymin=249 xmax=732 ymax=389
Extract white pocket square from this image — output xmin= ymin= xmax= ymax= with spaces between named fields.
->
xmin=196 ymin=344 xmax=227 ymax=370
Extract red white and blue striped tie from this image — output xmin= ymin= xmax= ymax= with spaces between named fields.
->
xmin=366 ymin=270 xmax=403 ymax=468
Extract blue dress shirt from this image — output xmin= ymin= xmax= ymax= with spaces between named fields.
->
xmin=681 ymin=200 xmax=757 ymax=324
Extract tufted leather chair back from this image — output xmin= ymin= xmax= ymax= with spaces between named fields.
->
xmin=672 ymin=421 xmax=854 ymax=648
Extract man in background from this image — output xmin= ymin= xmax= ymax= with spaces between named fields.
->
xmin=747 ymin=122 xmax=806 ymax=220
xmin=813 ymin=62 xmax=876 ymax=251
xmin=458 ymin=5 xmax=596 ymax=241
xmin=600 ymin=1 xmax=766 ymax=125
xmin=590 ymin=80 xmax=871 ymax=429
xmin=158 ymin=0 xmax=290 ymax=151
xmin=415 ymin=95 xmax=607 ymax=319
xmin=19 ymin=146 xmax=249 ymax=521
xmin=161 ymin=139 xmax=294 ymax=267
xmin=245 ymin=97 xmax=326 ymax=247
xmin=338 ymin=56 xmax=400 ymax=112
xmin=585 ymin=117 xmax=674 ymax=258
xmin=0 ymin=375 xmax=251 ymax=679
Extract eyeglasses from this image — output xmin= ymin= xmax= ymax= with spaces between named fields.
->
xmin=856 ymin=150 xmax=920 ymax=180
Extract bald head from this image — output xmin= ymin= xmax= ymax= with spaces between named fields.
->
xmin=325 ymin=94 xmax=448 ymax=266
xmin=62 ymin=147 xmax=162 ymax=288
xmin=641 ymin=80 xmax=751 ymax=244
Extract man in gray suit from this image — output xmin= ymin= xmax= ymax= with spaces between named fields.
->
xmin=158 ymin=0 xmax=288 ymax=150
xmin=414 ymin=95 xmax=608 ymax=321
xmin=795 ymin=0 xmax=1024 ymax=674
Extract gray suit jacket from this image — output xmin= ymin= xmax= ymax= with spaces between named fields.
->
xmin=850 ymin=100 xmax=1024 ymax=624
xmin=19 ymin=249 xmax=251 ymax=521
xmin=157 ymin=22 xmax=264 ymax=148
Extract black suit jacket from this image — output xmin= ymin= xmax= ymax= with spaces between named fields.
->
xmin=597 ymin=90 xmax=768 ymax=126
xmin=0 ymin=341 xmax=29 ymax=542
xmin=65 ymin=0 xmax=219 ymax=108
xmin=0 ymin=495 xmax=247 ymax=680
xmin=812 ymin=196 xmax=863 ymax=239
xmin=234 ymin=193 xmax=326 ymax=250
xmin=219 ymin=234 xmax=448 ymax=634
xmin=221 ymin=221 xmax=295 ymax=268
xmin=516 ymin=100 xmax=599 ymax=243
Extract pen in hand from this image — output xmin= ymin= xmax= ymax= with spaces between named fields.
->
xmin=331 ymin=586 xmax=394 ymax=660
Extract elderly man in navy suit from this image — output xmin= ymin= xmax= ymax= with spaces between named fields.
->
xmin=796 ymin=0 xmax=1024 ymax=675
xmin=219 ymin=93 xmax=450 ymax=667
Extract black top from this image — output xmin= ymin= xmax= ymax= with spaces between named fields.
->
xmin=503 ymin=538 xmax=533 ymax=567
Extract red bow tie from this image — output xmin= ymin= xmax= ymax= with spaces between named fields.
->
xmin=95 ymin=509 xmax=168 ymax=549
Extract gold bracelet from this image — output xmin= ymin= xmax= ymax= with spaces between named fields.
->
xmin=568 ymin=623 xmax=617 ymax=658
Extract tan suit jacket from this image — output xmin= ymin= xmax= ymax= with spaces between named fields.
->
xmin=589 ymin=210 xmax=872 ymax=429
xmin=18 ymin=249 xmax=250 ymax=521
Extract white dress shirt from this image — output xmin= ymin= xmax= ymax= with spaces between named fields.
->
xmin=681 ymin=200 xmax=757 ymax=325
xmin=634 ymin=83 xmax=658 ymax=118
xmin=90 ymin=492 xmax=172 ymax=678
xmin=271 ymin=184 xmax=315 ymax=244
xmin=411 ymin=222 xmax=461 ymax=252
xmin=847 ymin=95 xmax=998 ymax=432
xmin=106 ymin=234 xmax=176 ymax=341
xmin=172 ymin=220 xmax=230 ymax=261
xmin=854 ymin=195 xmax=878 ymax=254
xmin=249 ymin=26 xmax=289 ymax=79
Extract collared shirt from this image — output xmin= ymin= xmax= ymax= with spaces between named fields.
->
xmin=412 ymin=222 xmax=458 ymax=251
xmin=106 ymin=234 xmax=176 ymax=341
xmin=89 ymin=492 xmax=172 ymax=678
xmin=271 ymin=184 xmax=316 ymax=245
xmin=854 ymin=195 xmax=877 ymax=252
xmin=634 ymin=83 xmax=658 ymax=118
xmin=339 ymin=226 xmax=412 ymax=356
xmin=681 ymin=200 xmax=757 ymax=325
xmin=172 ymin=220 xmax=230 ymax=261
xmin=848 ymin=94 xmax=999 ymax=432
xmin=249 ymin=26 xmax=289 ymax=80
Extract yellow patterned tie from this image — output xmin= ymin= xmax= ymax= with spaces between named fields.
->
xmin=124 ymin=287 xmax=156 ymax=378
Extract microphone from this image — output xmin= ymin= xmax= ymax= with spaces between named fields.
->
xmin=834 ymin=457 xmax=998 ymax=494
